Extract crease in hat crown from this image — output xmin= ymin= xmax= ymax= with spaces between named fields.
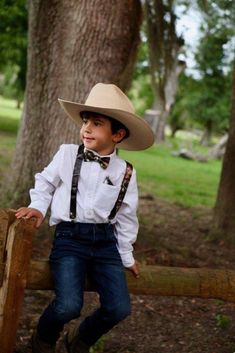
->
xmin=84 ymin=83 xmax=135 ymax=113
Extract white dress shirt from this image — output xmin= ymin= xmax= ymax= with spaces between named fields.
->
xmin=28 ymin=144 xmax=139 ymax=267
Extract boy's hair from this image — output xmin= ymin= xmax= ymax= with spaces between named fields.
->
xmin=81 ymin=111 xmax=130 ymax=140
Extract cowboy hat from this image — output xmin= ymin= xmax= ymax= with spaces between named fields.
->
xmin=58 ymin=83 xmax=154 ymax=151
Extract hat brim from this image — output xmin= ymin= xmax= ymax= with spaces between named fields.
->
xmin=58 ymin=99 xmax=154 ymax=151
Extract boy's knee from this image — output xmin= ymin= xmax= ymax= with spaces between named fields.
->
xmin=52 ymin=300 xmax=82 ymax=322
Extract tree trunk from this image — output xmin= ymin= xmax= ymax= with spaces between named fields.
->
xmin=144 ymin=0 xmax=185 ymax=143
xmin=3 ymin=0 xmax=142 ymax=207
xmin=211 ymin=65 xmax=235 ymax=242
xmin=200 ymin=120 xmax=213 ymax=146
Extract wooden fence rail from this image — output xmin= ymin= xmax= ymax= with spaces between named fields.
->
xmin=0 ymin=208 xmax=235 ymax=353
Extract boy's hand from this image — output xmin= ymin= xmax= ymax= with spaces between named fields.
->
xmin=126 ymin=261 xmax=140 ymax=279
xmin=15 ymin=207 xmax=44 ymax=228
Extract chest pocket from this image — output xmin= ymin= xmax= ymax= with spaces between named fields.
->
xmin=93 ymin=183 xmax=121 ymax=218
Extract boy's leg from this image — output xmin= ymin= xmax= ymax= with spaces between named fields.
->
xmin=36 ymin=254 xmax=87 ymax=345
xmin=78 ymin=247 xmax=131 ymax=346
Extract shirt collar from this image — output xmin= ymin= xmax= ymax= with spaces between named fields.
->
xmin=84 ymin=147 xmax=117 ymax=159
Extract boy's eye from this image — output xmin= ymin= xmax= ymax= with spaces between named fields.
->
xmin=94 ymin=121 xmax=101 ymax=126
xmin=82 ymin=118 xmax=88 ymax=124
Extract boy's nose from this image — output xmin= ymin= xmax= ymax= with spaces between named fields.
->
xmin=84 ymin=121 xmax=92 ymax=132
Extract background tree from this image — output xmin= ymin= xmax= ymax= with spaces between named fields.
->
xmin=144 ymin=0 xmax=185 ymax=143
xmin=208 ymin=0 xmax=235 ymax=241
xmin=191 ymin=0 xmax=233 ymax=145
xmin=3 ymin=0 xmax=142 ymax=207
xmin=128 ymin=30 xmax=154 ymax=117
xmin=167 ymin=0 xmax=233 ymax=143
xmin=168 ymin=74 xmax=200 ymax=137
xmin=212 ymin=64 xmax=235 ymax=242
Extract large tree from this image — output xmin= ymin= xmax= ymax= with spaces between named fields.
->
xmin=201 ymin=0 xmax=235 ymax=241
xmin=4 ymin=0 xmax=142 ymax=207
xmin=212 ymin=65 xmax=235 ymax=242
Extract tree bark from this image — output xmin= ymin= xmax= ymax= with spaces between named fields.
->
xmin=3 ymin=0 xmax=142 ymax=207
xmin=211 ymin=65 xmax=235 ymax=242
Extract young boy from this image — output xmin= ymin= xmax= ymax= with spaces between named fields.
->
xmin=15 ymin=83 xmax=154 ymax=353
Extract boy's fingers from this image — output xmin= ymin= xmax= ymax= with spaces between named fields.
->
xmin=15 ymin=208 xmax=30 ymax=217
xmin=24 ymin=210 xmax=34 ymax=218
xmin=15 ymin=208 xmax=43 ymax=228
xmin=15 ymin=210 xmax=27 ymax=218
xmin=35 ymin=219 xmax=42 ymax=228
xmin=134 ymin=269 xmax=140 ymax=278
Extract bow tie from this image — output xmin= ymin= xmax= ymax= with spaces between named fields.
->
xmin=83 ymin=150 xmax=110 ymax=169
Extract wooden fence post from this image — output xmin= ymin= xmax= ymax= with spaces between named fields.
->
xmin=0 ymin=209 xmax=36 ymax=353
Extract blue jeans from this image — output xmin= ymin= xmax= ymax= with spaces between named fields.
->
xmin=37 ymin=222 xmax=131 ymax=347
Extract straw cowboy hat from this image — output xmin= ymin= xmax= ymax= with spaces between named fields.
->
xmin=58 ymin=83 xmax=154 ymax=151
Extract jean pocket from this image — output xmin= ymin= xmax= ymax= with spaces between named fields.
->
xmin=55 ymin=229 xmax=74 ymax=239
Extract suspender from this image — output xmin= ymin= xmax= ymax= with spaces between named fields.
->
xmin=108 ymin=161 xmax=133 ymax=220
xmin=70 ymin=144 xmax=84 ymax=220
xmin=69 ymin=144 xmax=133 ymax=221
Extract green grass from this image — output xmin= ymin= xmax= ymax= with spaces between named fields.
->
xmin=0 ymin=96 xmax=222 ymax=208
xmin=0 ymin=96 xmax=21 ymax=133
xmin=0 ymin=132 xmax=16 ymax=185
xmin=120 ymin=143 xmax=221 ymax=208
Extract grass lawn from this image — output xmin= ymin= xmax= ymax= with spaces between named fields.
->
xmin=121 ymin=142 xmax=221 ymax=208
xmin=0 ymin=96 xmax=21 ymax=133
xmin=0 ymin=96 xmax=222 ymax=208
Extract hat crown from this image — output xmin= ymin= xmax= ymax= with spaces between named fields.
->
xmin=85 ymin=83 xmax=135 ymax=114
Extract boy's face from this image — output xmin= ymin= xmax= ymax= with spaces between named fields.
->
xmin=80 ymin=113 xmax=126 ymax=155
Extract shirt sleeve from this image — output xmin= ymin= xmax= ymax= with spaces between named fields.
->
xmin=114 ymin=168 xmax=139 ymax=268
xmin=28 ymin=145 xmax=64 ymax=217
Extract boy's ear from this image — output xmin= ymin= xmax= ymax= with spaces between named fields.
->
xmin=112 ymin=129 xmax=126 ymax=143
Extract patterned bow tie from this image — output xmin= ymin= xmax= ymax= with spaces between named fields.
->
xmin=83 ymin=150 xmax=110 ymax=169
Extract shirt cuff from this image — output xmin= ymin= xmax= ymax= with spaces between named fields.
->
xmin=120 ymin=251 xmax=135 ymax=268
xmin=28 ymin=202 xmax=47 ymax=218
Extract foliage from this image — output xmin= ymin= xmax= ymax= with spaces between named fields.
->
xmin=189 ymin=0 xmax=234 ymax=137
xmin=215 ymin=314 xmax=231 ymax=329
xmin=0 ymin=0 xmax=28 ymax=101
xmin=170 ymin=70 xmax=232 ymax=136
xmin=128 ymin=31 xmax=154 ymax=116
xmin=168 ymin=0 xmax=234 ymax=139
xmin=89 ymin=335 xmax=107 ymax=352
xmin=169 ymin=74 xmax=201 ymax=134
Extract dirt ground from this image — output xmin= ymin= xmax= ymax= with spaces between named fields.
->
xmin=14 ymin=194 xmax=235 ymax=353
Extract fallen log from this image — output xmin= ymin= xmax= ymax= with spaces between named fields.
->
xmin=172 ymin=148 xmax=208 ymax=162
xmin=27 ymin=260 xmax=235 ymax=303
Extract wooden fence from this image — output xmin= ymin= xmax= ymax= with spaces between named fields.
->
xmin=1 ymin=208 xmax=235 ymax=353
